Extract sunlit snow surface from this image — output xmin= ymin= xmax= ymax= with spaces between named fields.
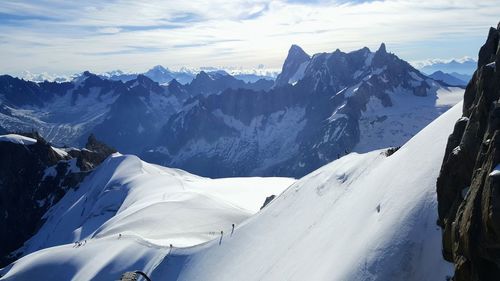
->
xmin=1 ymin=101 xmax=461 ymax=281
xmin=0 ymin=134 xmax=37 ymax=145
xmin=0 ymin=155 xmax=293 ymax=280
xmin=155 ymin=102 xmax=462 ymax=281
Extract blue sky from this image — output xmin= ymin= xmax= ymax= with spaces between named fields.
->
xmin=0 ymin=0 xmax=498 ymax=75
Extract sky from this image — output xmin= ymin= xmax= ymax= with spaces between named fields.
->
xmin=0 ymin=0 xmax=499 ymax=76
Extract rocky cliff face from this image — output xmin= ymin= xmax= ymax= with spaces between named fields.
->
xmin=437 ymin=23 xmax=500 ymax=281
xmin=0 ymin=133 xmax=115 ymax=266
xmin=274 ymin=44 xmax=311 ymax=87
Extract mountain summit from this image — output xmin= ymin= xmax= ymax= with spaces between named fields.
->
xmin=153 ymin=44 xmax=463 ymax=177
xmin=274 ymin=44 xmax=311 ymax=87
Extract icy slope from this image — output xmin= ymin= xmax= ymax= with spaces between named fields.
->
xmin=20 ymin=154 xmax=293 ymax=253
xmin=153 ymin=103 xmax=463 ymax=281
xmin=0 ymin=154 xmax=292 ymax=280
xmin=1 ymin=102 xmax=460 ymax=281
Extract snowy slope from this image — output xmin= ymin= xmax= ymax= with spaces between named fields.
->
xmin=151 ymin=103 xmax=462 ymax=281
xmin=0 ymin=154 xmax=293 ymax=280
xmin=1 ymin=101 xmax=460 ymax=280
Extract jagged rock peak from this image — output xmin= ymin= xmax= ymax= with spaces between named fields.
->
xmin=288 ymin=44 xmax=309 ymax=58
xmin=478 ymin=24 xmax=499 ymax=68
xmin=360 ymin=46 xmax=370 ymax=53
xmin=169 ymin=78 xmax=181 ymax=87
xmin=135 ymin=74 xmax=154 ymax=84
xmin=377 ymin=43 xmax=387 ymax=54
xmin=194 ymin=71 xmax=211 ymax=81
xmin=274 ymin=44 xmax=311 ymax=87
xmin=85 ymin=133 xmax=116 ymax=155
xmin=81 ymin=71 xmax=100 ymax=79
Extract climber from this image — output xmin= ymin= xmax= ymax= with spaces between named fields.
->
xmin=219 ymin=230 xmax=223 ymax=245
xmin=231 ymin=224 xmax=235 ymax=236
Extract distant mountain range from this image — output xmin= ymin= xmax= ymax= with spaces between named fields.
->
xmin=149 ymin=43 xmax=463 ymax=177
xmin=415 ymin=57 xmax=476 ymax=77
xmin=19 ymin=66 xmax=279 ymax=85
xmin=101 ymin=65 xmax=197 ymax=85
xmin=0 ymin=43 xmax=463 ymax=178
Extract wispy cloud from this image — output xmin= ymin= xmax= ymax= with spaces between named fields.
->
xmin=410 ymin=56 xmax=477 ymax=69
xmin=0 ymin=0 xmax=499 ymax=75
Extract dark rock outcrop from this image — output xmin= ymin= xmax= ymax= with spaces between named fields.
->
xmin=260 ymin=195 xmax=276 ymax=210
xmin=437 ymin=23 xmax=500 ymax=281
xmin=0 ymin=133 xmax=115 ymax=266
xmin=69 ymin=134 xmax=117 ymax=171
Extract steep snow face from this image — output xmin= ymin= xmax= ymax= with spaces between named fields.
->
xmin=0 ymin=153 xmax=293 ymax=280
xmin=151 ymin=102 xmax=462 ymax=281
xmin=287 ymin=61 xmax=309 ymax=85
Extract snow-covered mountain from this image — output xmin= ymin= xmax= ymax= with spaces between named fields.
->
xmin=100 ymin=65 xmax=278 ymax=85
xmin=19 ymin=71 xmax=71 ymax=83
xmin=184 ymin=70 xmax=273 ymax=97
xmin=415 ymin=57 xmax=476 ymax=76
xmin=0 ymin=148 xmax=293 ymax=280
xmin=150 ymin=43 xmax=463 ymax=177
xmin=0 ymin=70 xmax=271 ymax=154
xmin=100 ymin=65 xmax=195 ymax=85
xmin=0 ymin=95 xmax=462 ymax=281
xmin=0 ymin=72 xmax=181 ymax=151
xmin=0 ymin=44 xmax=462 ymax=178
